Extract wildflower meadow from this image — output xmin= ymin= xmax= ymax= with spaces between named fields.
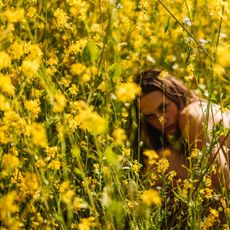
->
xmin=0 ymin=0 xmax=230 ymax=229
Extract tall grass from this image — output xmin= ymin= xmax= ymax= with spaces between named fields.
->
xmin=0 ymin=0 xmax=229 ymax=229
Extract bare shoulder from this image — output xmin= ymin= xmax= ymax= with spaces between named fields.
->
xmin=178 ymin=101 xmax=223 ymax=126
xmin=178 ymin=101 xmax=229 ymax=147
xmin=178 ymin=101 xmax=206 ymax=148
xmin=178 ymin=101 xmax=205 ymax=129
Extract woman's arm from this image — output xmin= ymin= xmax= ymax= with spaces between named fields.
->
xmin=157 ymin=148 xmax=188 ymax=179
xmin=179 ymin=104 xmax=230 ymax=191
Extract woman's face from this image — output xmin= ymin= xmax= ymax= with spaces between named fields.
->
xmin=140 ymin=90 xmax=179 ymax=135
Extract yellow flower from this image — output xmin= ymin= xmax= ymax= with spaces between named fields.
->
xmin=2 ymin=154 xmax=20 ymax=171
xmin=0 ymin=94 xmax=11 ymax=111
xmin=27 ymin=122 xmax=48 ymax=147
xmin=73 ymin=197 xmax=88 ymax=209
xmin=27 ymin=7 xmax=37 ymax=18
xmin=112 ymin=128 xmax=127 ymax=145
xmin=2 ymin=8 xmax=25 ymax=23
xmin=190 ymin=148 xmax=201 ymax=158
xmin=52 ymin=91 xmax=67 ymax=113
xmin=24 ymin=99 xmax=41 ymax=119
xmin=124 ymin=148 xmax=131 ymax=157
xmin=0 ymin=75 xmax=14 ymax=96
xmin=186 ymin=64 xmax=194 ymax=75
xmin=35 ymin=158 xmax=46 ymax=169
xmin=9 ymin=41 xmax=24 ymax=59
xmin=1 ymin=111 xmax=26 ymax=144
xmin=21 ymin=172 xmax=39 ymax=195
xmin=157 ymin=157 xmax=169 ymax=173
xmin=209 ymin=208 xmax=219 ymax=218
xmin=60 ymin=181 xmax=70 ymax=193
xmin=98 ymin=82 xmax=106 ymax=92
xmin=61 ymin=190 xmax=75 ymax=204
xmin=68 ymin=39 xmax=87 ymax=55
xmin=71 ymin=100 xmax=90 ymax=114
xmin=162 ymin=148 xmax=172 ymax=157
xmin=45 ymin=146 xmax=59 ymax=158
xmin=54 ymin=8 xmax=69 ymax=28
xmin=203 ymin=208 xmax=219 ymax=230
xmin=132 ymin=160 xmax=141 ymax=176
xmin=70 ymin=63 xmax=86 ymax=75
xmin=159 ymin=71 xmax=169 ymax=79
xmin=69 ymin=1 xmax=89 ymax=20
xmin=69 ymin=84 xmax=78 ymax=95
xmin=21 ymin=59 xmax=40 ymax=78
xmin=141 ymin=189 xmax=161 ymax=206
xmin=168 ymin=170 xmax=177 ymax=182
xmin=158 ymin=116 xmax=165 ymax=125
xmin=26 ymin=44 xmax=43 ymax=61
xmin=64 ymin=113 xmax=78 ymax=131
xmin=115 ymin=82 xmax=141 ymax=103
xmin=203 ymin=176 xmax=212 ymax=187
xmin=75 ymin=107 xmax=107 ymax=135
xmin=0 ymin=128 xmax=9 ymax=145
xmin=48 ymin=160 xmax=61 ymax=170
xmin=216 ymin=45 xmax=230 ymax=67
xmin=143 ymin=149 xmax=159 ymax=165
xmin=200 ymin=188 xmax=213 ymax=199
xmin=81 ymin=73 xmax=91 ymax=82
xmin=78 ymin=217 xmax=95 ymax=230
xmin=0 ymin=51 xmax=11 ymax=70
xmin=0 ymin=191 xmax=18 ymax=223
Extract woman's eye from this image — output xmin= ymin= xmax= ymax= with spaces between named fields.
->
xmin=146 ymin=115 xmax=156 ymax=122
xmin=159 ymin=103 xmax=168 ymax=112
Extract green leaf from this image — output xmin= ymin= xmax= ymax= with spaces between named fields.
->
xmin=108 ymin=63 xmax=123 ymax=79
xmin=74 ymin=168 xmax=85 ymax=179
xmin=104 ymin=147 xmax=117 ymax=167
xmin=164 ymin=17 xmax=170 ymax=33
xmin=82 ymin=40 xmax=99 ymax=64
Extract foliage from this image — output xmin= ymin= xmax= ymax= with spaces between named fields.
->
xmin=0 ymin=0 xmax=229 ymax=229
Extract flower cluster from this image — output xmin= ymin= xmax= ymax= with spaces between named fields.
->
xmin=0 ymin=0 xmax=229 ymax=229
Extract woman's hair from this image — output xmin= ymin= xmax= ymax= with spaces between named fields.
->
xmin=135 ymin=69 xmax=199 ymax=110
xmin=133 ymin=69 xmax=199 ymax=157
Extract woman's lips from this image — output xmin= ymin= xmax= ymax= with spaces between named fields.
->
xmin=165 ymin=125 xmax=176 ymax=133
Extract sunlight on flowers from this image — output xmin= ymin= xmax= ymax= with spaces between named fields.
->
xmin=0 ymin=75 xmax=15 ymax=96
xmin=78 ymin=217 xmax=96 ymax=230
xmin=21 ymin=59 xmax=40 ymax=79
xmin=54 ymin=8 xmax=70 ymax=29
xmin=0 ymin=51 xmax=11 ymax=70
xmin=27 ymin=122 xmax=48 ymax=147
xmin=52 ymin=91 xmax=67 ymax=113
xmin=75 ymin=105 xmax=107 ymax=135
xmin=112 ymin=127 xmax=127 ymax=145
xmin=141 ymin=189 xmax=161 ymax=206
xmin=143 ymin=149 xmax=159 ymax=165
xmin=2 ymin=8 xmax=25 ymax=23
xmin=115 ymin=82 xmax=141 ymax=103
xmin=0 ymin=192 xmax=18 ymax=224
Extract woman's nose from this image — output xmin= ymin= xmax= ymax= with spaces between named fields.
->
xmin=155 ymin=112 xmax=162 ymax=120
xmin=157 ymin=113 xmax=168 ymax=126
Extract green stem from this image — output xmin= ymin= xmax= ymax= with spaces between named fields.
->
xmin=155 ymin=0 xmax=213 ymax=61
xmin=193 ymin=129 xmax=230 ymax=194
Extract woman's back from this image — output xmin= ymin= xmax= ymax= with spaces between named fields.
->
xmin=179 ymin=101 xmax=230 ymax=163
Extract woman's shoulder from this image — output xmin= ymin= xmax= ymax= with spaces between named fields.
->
xmin=178 ymin=100 xmax=229 ymax=133
xmin=179 ymin=101 xmax=222 ymax=120
xmin=179 ymin=101 xmax=205 ymax=123
xmin=178 ymin=101 xmax=206 ymax=147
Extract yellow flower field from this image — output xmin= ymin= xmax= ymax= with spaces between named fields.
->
xmin=0 ymin=0 xmax=229 ymax=229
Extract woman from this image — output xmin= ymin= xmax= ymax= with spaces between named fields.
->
xmin=134 ymin=69 xmax=230 ymax=191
